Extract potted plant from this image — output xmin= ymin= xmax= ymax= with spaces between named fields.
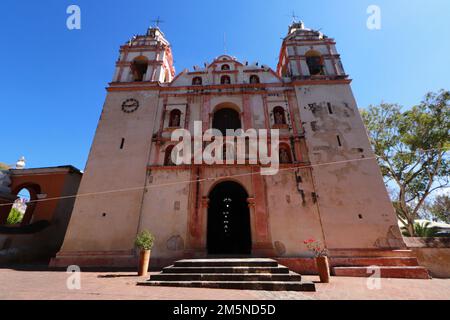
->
xmin=304 ymin=239 xmax=330 ymax=283
xmin=135 ymin=230 xmax=155 ymax=277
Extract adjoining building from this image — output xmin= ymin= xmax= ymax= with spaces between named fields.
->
xmin=0 ymin=166 xmax=82 ymax=264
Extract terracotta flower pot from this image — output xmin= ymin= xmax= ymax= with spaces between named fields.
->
xmin=316 ymin=256 xmax=330 ymax=283
xmin=138 ymin=249 xmax=151 ymax=277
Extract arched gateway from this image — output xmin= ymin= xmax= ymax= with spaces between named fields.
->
xmin=207 ymin=181 xmax=251 ymax=255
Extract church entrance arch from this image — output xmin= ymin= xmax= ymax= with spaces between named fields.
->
xmin=207 ymin=181 xmax=251 ymax=255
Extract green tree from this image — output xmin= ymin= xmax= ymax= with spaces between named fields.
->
xmin=0 ymin=162 xmax=10 ymax=170
xmin=6 ymin=208 xmax=23 ymax=225
xmin=361 ymin=90 xmax=450 ymax=236
xmin=401 ymin=221 xmax=440 ymax=238
xmin=426 ymin=194 xmax=450 ymax=224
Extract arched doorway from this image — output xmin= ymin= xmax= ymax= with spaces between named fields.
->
xmin=207 ymin=181 xmax=251 ymax=255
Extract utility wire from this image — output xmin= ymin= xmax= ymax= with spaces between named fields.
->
xmin=2 ymin=146 xmax=448 ymax=208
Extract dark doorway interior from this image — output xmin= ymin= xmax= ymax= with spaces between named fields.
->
xmin=212 ymin=108 xmax=241 ymax=136
xmin=207 ymin=181 xmax=251 ymax=255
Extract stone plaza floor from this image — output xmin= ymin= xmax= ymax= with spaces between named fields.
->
xmin=0 ymin=268 xmax=448 ymax=300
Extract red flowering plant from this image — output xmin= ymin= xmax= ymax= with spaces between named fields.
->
xmin=303 ymin=239 xmax=328 ymax=257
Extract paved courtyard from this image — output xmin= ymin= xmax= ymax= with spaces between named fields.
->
xmin=0 ymin=268 xmax=448 ymax=300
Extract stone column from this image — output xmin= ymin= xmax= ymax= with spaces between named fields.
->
xmin=185 ymin=166 xmax=206 ymax=256
xmin=250 ymin=166 xmax=275 ymax=256
xmin=202 ymin=95 xmax=211 ymax=132
xmin=286 ymin=91 xmax=304 ymax=162
xmin=242 ymin=94 xmax=253 ymax=130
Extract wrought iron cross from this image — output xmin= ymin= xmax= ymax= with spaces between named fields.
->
xmin=291 ymin=10 xmax=299 ymax=23
xmin=152 ymin=16 xmax=164 ymax=28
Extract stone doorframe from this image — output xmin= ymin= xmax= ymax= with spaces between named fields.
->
xmin=185 ymin=166 xmax=275 ymax=257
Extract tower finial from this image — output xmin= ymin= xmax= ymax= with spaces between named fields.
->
xmin=291 ymin=10 xmax=299 ymax=23
xmin=151 ymin=16 xmax=164 ymax=28
xmin=223 ymin=32 xmax=227 ymax=54
xmin=15 ymin=156 xmax=26 ymax=170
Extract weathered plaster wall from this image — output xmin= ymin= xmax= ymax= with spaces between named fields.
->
xmin=60 ymin=90 xmax=159 ymax=253
xmin=266 ymin=168 xmax=325 ymax=257
xmin=295 ymin=84 xmax=404 ymax=249
xmin=140 ymin=169 xmax=191 ymax=261
xmin=404 ymin=238 xmax=450 ymax=278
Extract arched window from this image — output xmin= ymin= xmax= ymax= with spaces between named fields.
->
xmin=131 ymin=56 xmax=149 ymax=81
xmin=305 ymin=50 xmax=325 ymax=76
xmin=220 ymin=75 xmax=231 ymax=85
xmin=221 ymin=64 xmax=230 ymax=71
xmin=163 ymin=68 xmax=170 ymax=83
xmin=249 ymin=75 xmax=260 ymax=84
xmin=192 ymin=77 xmax=202 ymax=85
xmin=279 ymin=145 xmax=293 ymax=164
xmin=169 ymin=109 xmax=181 ymax=127
xmin=6 ymin=189 xmax=30 ymax=226
xmin=273 ymin=106 xmax=287 ymax=125
xmin=213 ymin=108 xmax=241 ymax=136
xmin=8 ymin=184 xmax=40 ymax=226
xmin=164 ymin=145 xmax=176 ymax=166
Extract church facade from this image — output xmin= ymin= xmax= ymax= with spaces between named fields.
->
xmin=52 ymin=22 xmax=404 ymax=268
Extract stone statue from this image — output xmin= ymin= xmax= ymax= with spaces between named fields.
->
xmin=193 ymin=77 xmax=202 ymax=85
xmin=280 ymin=148 xmax=291 ymax=164
xmin=171 ymin=113 xmax=180 ymax=127
xmin=275 ymin=110 xmax=285 ymax=125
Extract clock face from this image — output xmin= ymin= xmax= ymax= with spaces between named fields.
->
xmin=121 ymin=99 xmax=139 ymax=113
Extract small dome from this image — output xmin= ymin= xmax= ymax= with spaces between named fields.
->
xmin=15 ymin=156 xmax=26 ymax=169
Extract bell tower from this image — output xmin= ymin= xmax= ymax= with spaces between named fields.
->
xmin=113 ymin=26 xmax=175 ymax=83
xmin=52 ymin=26 xmax=176 ymax=267
xmin=277 ymin=21 xmax=346 ymax=80
xmin=278 ymin=21 xmax=404 ymax=249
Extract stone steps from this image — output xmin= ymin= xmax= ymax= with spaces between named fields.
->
xmin=333 ymin=266 xmax=431 ymax=279
xmin=173 ymin=258 xmax=278 ymax=268
xmin=329 ymin=249 xmax=415 ymax=258
xmin=149 ymin=272 xmax=302 ymax=282
xmin=329 ymin=249 xmax=430 ymax=279
xmin=139 ymin=258 xmax=315 ymax=291
xmin=331 ymin=257 xmax=419 ymax=267
xmin=139 ymin=280 xmax=316 ymax=292
xmin=162 ymin=266 xmax=290 ymax=274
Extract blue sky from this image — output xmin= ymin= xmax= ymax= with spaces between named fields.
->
xmin=1 ymin=0 xmax=449 ymax=170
